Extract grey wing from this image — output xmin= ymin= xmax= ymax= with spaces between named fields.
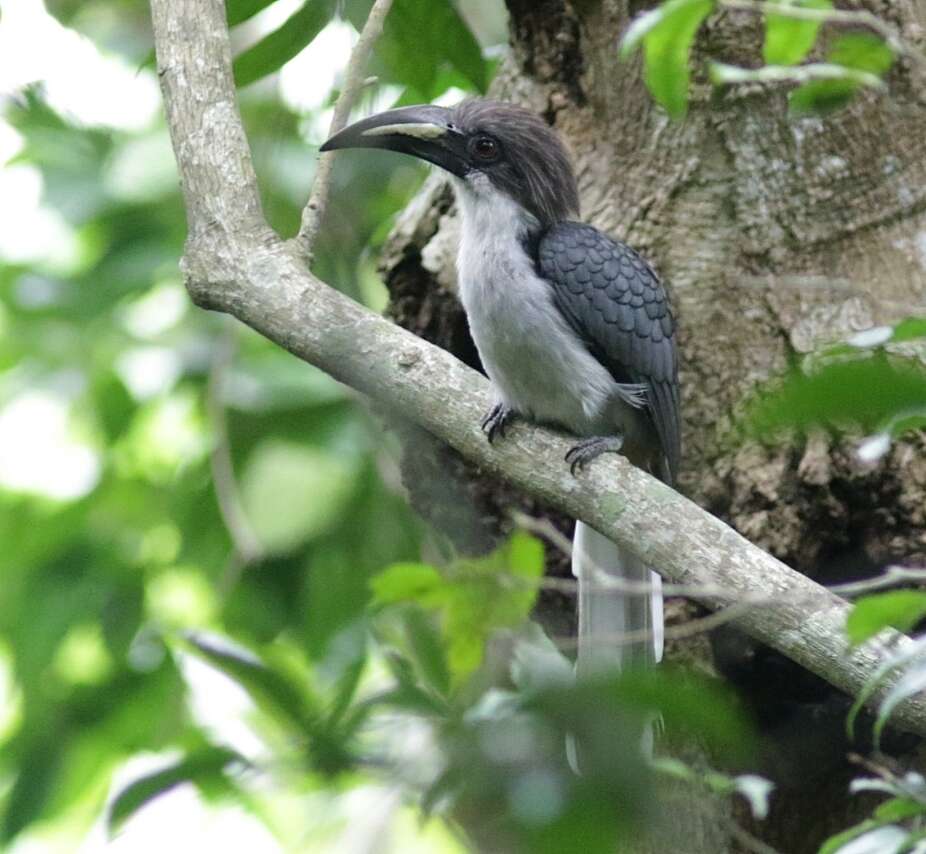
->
xmin=537 ymin=222 xmax=681 ymax=484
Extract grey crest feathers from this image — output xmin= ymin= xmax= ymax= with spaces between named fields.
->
xmin=450 ymin=100 xmax=580 ymax=226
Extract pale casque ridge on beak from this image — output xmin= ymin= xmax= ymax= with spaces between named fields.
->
xmin=319 ymin=104 xmax=469 ymax=177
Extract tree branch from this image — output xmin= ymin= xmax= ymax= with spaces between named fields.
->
xmin=150 ymin=0 xmax=926 ymax=737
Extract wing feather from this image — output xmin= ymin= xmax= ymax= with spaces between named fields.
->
xmin=537 ymin=222 xmax=681 ymax=483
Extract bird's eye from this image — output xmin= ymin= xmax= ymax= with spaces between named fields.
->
xmin=471 ymin=136 xmax=499 ymax=162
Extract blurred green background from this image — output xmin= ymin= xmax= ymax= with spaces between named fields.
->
xmin=0 ymin=0 xmax=509 ymax=849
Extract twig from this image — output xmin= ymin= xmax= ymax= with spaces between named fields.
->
xmin=845 ymin=752 xmax=926 ymax=802
xmin=831 ymin=566 xmax=926 ymax=597
xmin=206 ymin=320 xmax=264 ymax=568
xmin=711 ymin=61 xmax=885 ymax=90
xmin=294 ymin=0 xmax=395 ymax=260
xmin=848 ymin=751 xmax=901 ymax=781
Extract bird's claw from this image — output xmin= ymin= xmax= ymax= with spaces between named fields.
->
xmin=481 ymin=403 xmax=515 ymax=443
xmin=565 ymin=435 xmax=624 ymax=476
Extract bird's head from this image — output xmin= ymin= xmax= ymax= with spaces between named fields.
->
xmin=320 ymin=99 xmax=579 ymax=227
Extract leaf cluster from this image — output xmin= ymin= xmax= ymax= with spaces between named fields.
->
xmin=621 ymin=0 xmax=897 ymax=118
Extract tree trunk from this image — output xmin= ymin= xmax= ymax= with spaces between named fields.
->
xmin=380 ymin=1 xmax=926 ymax=850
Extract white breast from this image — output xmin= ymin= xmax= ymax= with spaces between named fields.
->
xmin=453 ymin=177 xmax=617 ymax=436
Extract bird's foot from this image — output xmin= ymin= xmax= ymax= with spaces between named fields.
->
xmin=481 ymin=403 xmax=517 ymax=443
xmin=565 ymin=435 xmax=624 ymax=476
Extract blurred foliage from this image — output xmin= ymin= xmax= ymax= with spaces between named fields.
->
xmin=371 ymin=531 xmax=544 ymax=681
xmin=1 ymin=0 xmax=486 ymax=845
xmin=621 ymin=0 xmax=897 ymax=119
xmin=818 ymin=770 xmax=926 ymax=854
xmin=846 ymin=591 xmax=926 ymax=647
xmin=233 ymin=0 xmax=335 ymax=88
xmin=763 ymin=0 xmax=830 ymax=66
xmin=743 ymin=318 xmax=926 ymax=460
xmin=233 ymin=0 xmax=491 ymax=98
xmin=620 ymin=0 xmax=713 ymax=119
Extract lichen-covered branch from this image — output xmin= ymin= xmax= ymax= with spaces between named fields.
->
xmin=149 ymin=0 xmax=926 ymax=737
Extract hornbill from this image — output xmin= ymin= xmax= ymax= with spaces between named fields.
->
xmin=322 ymin=99 xmax=680 ymax=688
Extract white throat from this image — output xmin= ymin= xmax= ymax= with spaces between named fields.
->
xmin=452 ymin=172 xmax=538 ymax=258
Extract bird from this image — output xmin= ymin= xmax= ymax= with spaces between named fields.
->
xmin=321 ymin=98 xmax=680 ymax=698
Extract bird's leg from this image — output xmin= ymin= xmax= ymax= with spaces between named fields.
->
xmin=481 ymin=402 xmax=517 ymax=443
xmin=565 ymin=435 xmax=624 ymax=476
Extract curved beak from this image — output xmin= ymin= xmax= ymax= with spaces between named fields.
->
xmin=320 ymin=105 xmax=468 ymax=177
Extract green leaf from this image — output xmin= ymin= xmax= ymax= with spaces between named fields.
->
xmin=638 ymin=0 xmax=713 ymax=119
xmin=600 ymin=667 xmax=753 ymax=755
xmin=620 ymin=5 xmax=671 ymax=57
xmin=874 ymin=797 xmax=926 ymax=822
xmin=372 ymin=0 xmax=488 ymax=98
xmin=108 ymin=748 xmax=240 ymax=833
xmin=327 ymin=652 xmax=367 ymax=726
xmin=830 ymin=33 xmax=894 ymax=75
xmin=789 ymin=78 xmax=853 ymax=113
xmin=434 ymin=2 xmax=488 ymax=93
xmin=442 ymin=532 xmax=545 ymax=679
xmin=227 ymin=0 xmax=280 ymax=27
xmin=890 ymin=317 xmax=926 ymax=344
xmin=888 ymin=411 xmax=926 ymax=439
xmin=376 ymin=650 xmax=449 ymax=715
xmin=745 ymin=354 xmax=926 ymax=439
xmin=233 ymin=0 xmax=333 ymax=88
xmin=763 ymin=0 xmax=831 ymax=66
xmin=846 ymin=591 xmax=926 ymax=646
xmin=301 ymin=467 xmax=422 ymax=660
xmin=819 ymin=820 xmax=885 ymax=854
xmin=371 ymin=533 xmax=545 ymax=682
xmin=222 ymin=554 xmax=306 ymax=645
xmin=508 ymin=528 xmax=545 ymax=576
xmin=834 ymin=826 xmax=909 ymax=854
xmin=403 ymin=608 xmax=451 ymax=697
xmin=185 ymin=637 xmax=355 ymax=773
xmin=185 ymin=635 xmax=319 ymax=731
xmin=789 ymin=33 xmax=893 ymax=114
xmin=1 ymin=741 xmax=62 ymax=843
xmin=370 ymin=562 xmax=445 ymax=605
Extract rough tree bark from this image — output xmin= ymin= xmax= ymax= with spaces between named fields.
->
xmin=380 ymin=1 xmax=926 ymax=851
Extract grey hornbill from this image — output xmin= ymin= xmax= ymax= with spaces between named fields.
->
xmin=321 ymin=99 xmax=680 ymax=684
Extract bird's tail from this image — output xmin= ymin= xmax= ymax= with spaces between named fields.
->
xmin=573 ymin=521 xmax=663 ymax=676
